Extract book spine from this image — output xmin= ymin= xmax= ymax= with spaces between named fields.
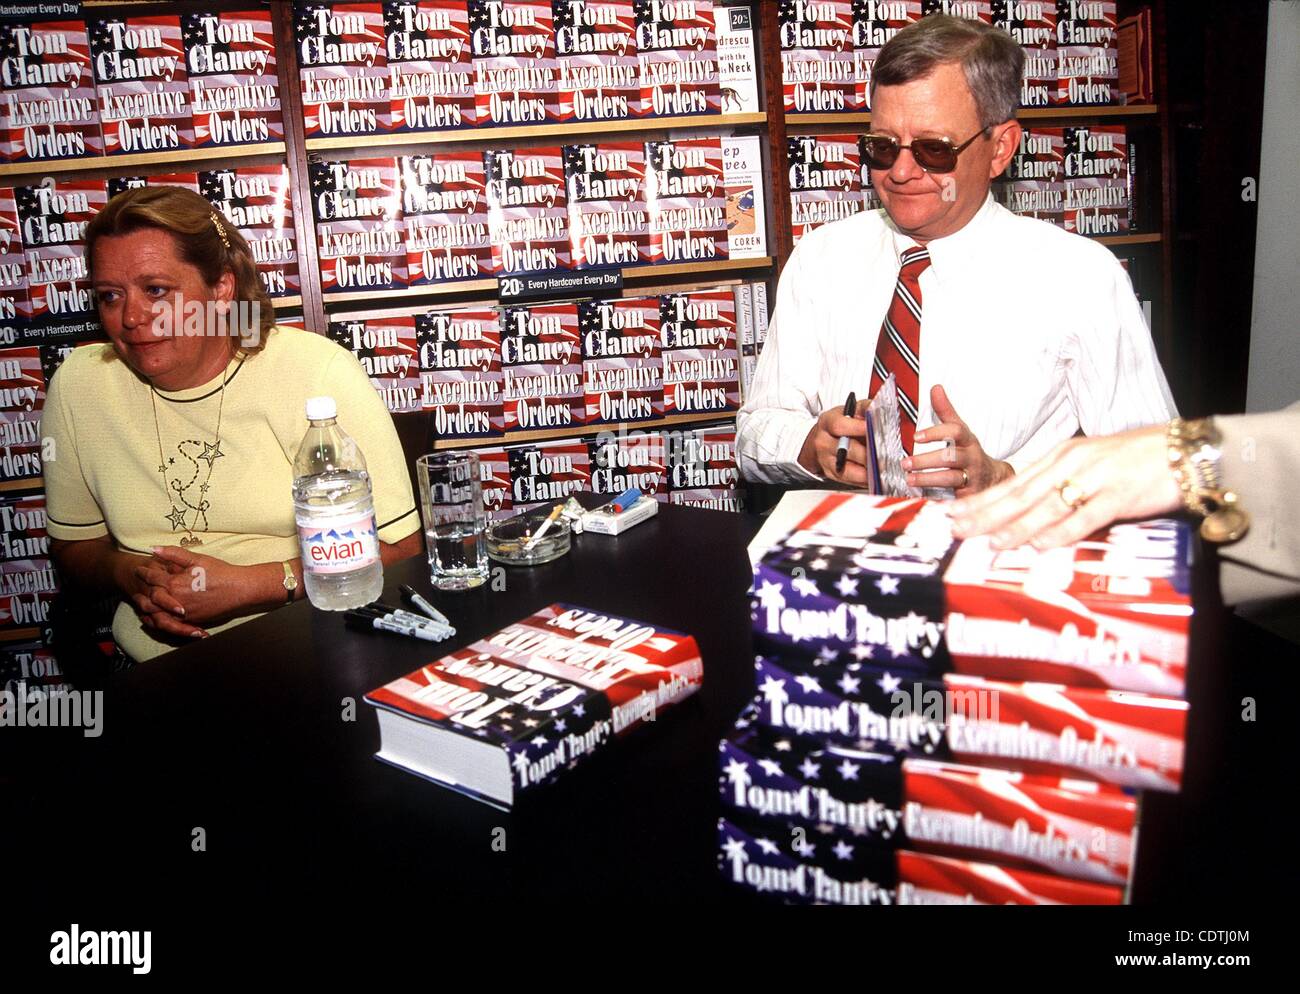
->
xmin=384 ymin=0 xmax=476 ymax=131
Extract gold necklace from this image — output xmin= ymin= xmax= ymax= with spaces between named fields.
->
xmin=150 ymin=360 xmax=234 ymax=548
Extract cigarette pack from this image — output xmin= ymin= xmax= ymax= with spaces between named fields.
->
xmin=485 ymin=146 xmax=571 ymax=275
xmin=564 ymin=142 xmax=650 ymax=269
xmin=580 ymin=296 xmax=663 ymax=425
xmin=15 ymin=179 xmax=105 ymax=320
xmin=554 ymin=0 xmax=637 ymax=122
xmin=581 ymin=494 xmax=658 ymax=535
xmin=295 ymin=1 xmax=391 ymax=137
xmin=500 ymin=301 xmax=584 ymax=432
xmin=401 ymin=151 xmax=493 ymax=286
xmin=721 ymin=135 xmax=766 ymax=259
xmin=780 ymin=0 xmax=855 ymax=114
xmin=850 ymin=0 xmax=922 ymax=111
xmin=200 ymin=165 xmax=299 ymax=299
xmin=507 ymin=439 xmax=591 ymax=513
xmin=1055 ymin=0 xmax=1117 ymax=106
xmin=0 ymin=14 xmax=103 ymax=163
xmin=0 ymin=187 xmax=30 ymax=325
xmin=468 ymin=0 xmax=559 ymax=125
xmin=327 ymin=314 xmax=422 ymax=413
xmin=417 ymin=305 xmax=504 ymax=439
xmin=992 ymin=0 xmax=1058 ymax=109
xmin=788 ymin=134 xmax=864 ymax=246
xmin=384 ymin=0 xmax=476 ymax=131
xmin=182 ymin=9 xmax=282 ymax=147
xmin=311 ymin=156 xmax=407 ymax=294
xmin=1062 ymin=124 xmax=1129 ymax=236
xmin=645 ymin=136 xmax=727 ymax=264
xmin=89 ymin=13 xmax=195 ymax=155
xmin=588 ymin=430 xmax=667 ymax=499
xmin=634 ymin=0 xmax=721 ymax=117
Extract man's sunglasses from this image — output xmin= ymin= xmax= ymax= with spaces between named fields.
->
xmin=861 ymin=128 xmax=990 ymax=174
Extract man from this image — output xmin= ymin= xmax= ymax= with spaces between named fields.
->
xmin=736 ymin=15 xmax=1175 ymax=494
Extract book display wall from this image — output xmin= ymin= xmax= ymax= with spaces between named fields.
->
xmin=0 ymin=0 xmax=1173 ymax=679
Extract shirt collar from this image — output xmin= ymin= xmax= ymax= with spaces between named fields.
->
xmin=884 ymin=192 xmax=998 ymax=279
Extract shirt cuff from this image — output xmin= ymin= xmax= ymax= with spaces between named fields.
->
xmin=45 ymin=517 xmax=109 ymax=542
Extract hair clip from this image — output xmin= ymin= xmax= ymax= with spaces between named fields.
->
xmin=209 ymin=212 xmax=231 ymax=250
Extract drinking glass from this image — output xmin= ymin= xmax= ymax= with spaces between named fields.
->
xmin=416 ymin=453 xmax=489 ymax=590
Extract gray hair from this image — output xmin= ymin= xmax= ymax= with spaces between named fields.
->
xmin=871 ymin=14 xmax=1024 ymax=129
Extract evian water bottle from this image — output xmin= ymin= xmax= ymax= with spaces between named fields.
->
xmin=293 ymin=396 xmax=384 ymax=610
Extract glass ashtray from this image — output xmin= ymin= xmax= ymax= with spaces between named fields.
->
xmin=486 ymin=509 xmax=572 ymax=566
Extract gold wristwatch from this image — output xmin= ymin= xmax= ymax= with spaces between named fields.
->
xmin=1166 ymin=418 xmax=1250 ymax=543
xmin=281 ymin=560 xmax=299 ymax=603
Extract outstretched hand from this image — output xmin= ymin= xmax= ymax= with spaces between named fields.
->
xmin=904 ymin=384 xmax=1013 ymax=495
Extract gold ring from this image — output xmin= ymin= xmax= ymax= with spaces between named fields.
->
xmin=958 ymin=468 xmax=969 ymax=488
xmin=1056 ymin=480 xmax=1089 ymax=510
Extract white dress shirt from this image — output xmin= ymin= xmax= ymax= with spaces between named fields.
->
xmin=736 ymin=194 xmax=1177 ymax=485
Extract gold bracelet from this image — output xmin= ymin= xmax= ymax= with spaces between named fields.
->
xmin=1165 ymin=418 xmax=1250 ymax=543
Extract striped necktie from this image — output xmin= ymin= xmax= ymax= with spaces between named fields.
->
xmin=869 ymin=246 xmax=931 ymax=454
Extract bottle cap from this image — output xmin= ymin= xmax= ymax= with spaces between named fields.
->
xmin=305 ymin=396 xmax=337 ymax=421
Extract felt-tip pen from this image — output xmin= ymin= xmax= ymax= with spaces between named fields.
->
xmin=835 ymin=391 xmax=857 ymax=474
xmin=400 ymin=584 xmax=451 ymax=626
xmin=345 ymin=608 xmax=453 ymax=642
xmin=373 ymin=602 xmax=456 ymax=636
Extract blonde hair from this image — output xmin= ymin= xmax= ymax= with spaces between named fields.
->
xmin=85 ymin=185 xmax=277 ymax=354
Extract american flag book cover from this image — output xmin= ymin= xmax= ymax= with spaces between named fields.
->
xmin=200 ymin=166 xmax=300 ymax=299
xmin=383 ymin=0 xmax=476 ymax=131
xmin=400 ymin=151 xmax=493 ymax=286
xmin=554 ymin=0 xmax=638 ymax=122
xmin=310 ymin=157 xmax=407 ymax=293
xmin=0 ymin=558 xmax=55 ymax=631
xmin=788 ymin=134 xmax=863 ymax=246
xmin=365 ymin=602 xmax=703 ymax=807
xmin=472 ymin=444 xmax=514 ymax=520
xmin=500 ymin=301 xmax=583 ymax=432
xmin=507 ymin=439 xmax=590 ymax=511
xmin=563 ymin=141 xmax=649 ymax=269
xmin=633 ymin=0 xmax=721 ymax=117
xmin=992 ymin=0 xmax=1057 ymax=109
xmin=1055 ymin=0 xmax=1117 ymax=106
xmin=417 ymin=305 xmax=504 ymax=439
xmin=327 ymin=314 xmax=422 ymax=413
xmin=181 ymin=9 xmax=282 ymax=147
xmin=296 ymin=1 xmax=392 ymax=137
xmin=108 ymin=172 xmax=201 ymax=197
xmin=921 ymin=1 xmax=991 ymax=21
xmin=0 ymin=11 xmax=104 ymax=163
xmin=468 ymin=0 xmax=559 ymax=124
xmin=0 ymin=491 xmax=47 ymax=562
xmin=722 ymin=134 xmax=765 ymax=258
xmin=484 ymin=146 xmax=571 ymax=274
xmin=0 ymin=639 xmax=66 ymax=693
xmin=850 ymin=0 xmax=921 ymax=111
xmin=720 ymin=724 xmax=1138 ymax=885
xmin=0 ymin=346 xmax=44 ymax=483
xmin=0 ymin=186 xmax=30 ymax=324
xmin=997 ymin=126 xmax=1064 ymax=224
xmin=779 ymin=0 xmax=855 ymax=114
xmin=89 ymin=14 xmax=195 ymax=155
xmin=644 ymin=136 xmax=727 ymax=264
xmin=579 ymin=296 xmax=663 ymax=424
xmin=15 ymin=178 xmax=105 ymax=320
xmin=666 ymin=424 xmax=740 ymax=510
xmin=589 ymin=429 xmax=667 ymax=498
xmin=1062 ymin=123 xmax=1128 ymax=235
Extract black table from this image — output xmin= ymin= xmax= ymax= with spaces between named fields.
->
xmin=7 ymin=501 xmax=1292 ymax=916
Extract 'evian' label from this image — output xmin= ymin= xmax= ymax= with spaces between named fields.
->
xmin=297 ymin=509 xmax=381 ymax=575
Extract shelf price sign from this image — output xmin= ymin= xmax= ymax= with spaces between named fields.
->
xmin=497 ymin=268 xmax=622 ymax=304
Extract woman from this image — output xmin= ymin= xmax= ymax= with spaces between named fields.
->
xmin=950 ymin=405 xmax=1300 ymax=607
xmin=41 ymin=186 xmax=422 ymax=662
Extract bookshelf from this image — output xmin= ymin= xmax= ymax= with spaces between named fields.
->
xmin=433 ymin=412 xmax=733 ymax=452
xmin=0 ymin=142 xmax=289 ymax=180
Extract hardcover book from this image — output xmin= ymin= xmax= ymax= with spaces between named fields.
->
xmin=401 ymin=151 xmax=493 ymax=285
xmin=779 ymin=0 xmax=855 ymax=114
xmin=468 ymin=0 xmax=559 ymax=124
xmin=579 ymin=296 xmax=663 ymax=424
xmin=416 ymin=305 xmax=504 ymax=439
xmin=89 ymin=13 xmax=195 ymax=155
xmin=721 ymin=135 xmax=766 ymax=258
xmin=365 ymin=602 xmax=703 ymax=807
xmin=507 ymin=439 xmax=591 ymax=511
xmin=500 ymin=301 xmax=584 ymax=431
xmin=787 ymin=134 xmax=863 ymax=246
xmin=634 ymin=0 xmax=721 ymax=117
xmin=998 ymin=125 xmax=1064 ymax=225
xmin=660 ymin=287 xmax=738 ymax=416
xmin=310 ymin=156 xmax=407 ymax=293
xmin=181 ymin=9 xmax=282 ymax=147
xmin=666 ymin=424 xmax=741 ymax=510
xmin=1055 ymin=0 xmax=1117 ymax=106
xmin=588 ymin=429 xmax=667 ymax=498
xmin=383 ymin=0 xmax=476 ymax=131
xmin=644 ymin=136 xmax=727 ymax=264
xmin=0 ymin=557 xmax=55 ymax=631
xmin=1062 ymin=123 xmax=1128 ymax=235
xmin=850 ymin=0 xmax=921 ymax=111
xmin=484 ymin=146 xmax=571 ymax=274
xmin=563 ymin=141 xmax=650 ymax=269
xmin=327 ymin=314 xmax=422 ymax=413
xmin=921 ymin=0 xmax=990 ymax=22
xmin=200 ymin=165 xmax=300 ymax=299
xmin=992 ymin=0 xmax=1057 ymax=109
xmin=554 ymin=0 xmax=638 ymax=122
xmin=0 ymin=12 xmax=104 ymax=163
xmin=0 ymin=492 xmax=48 ymax=562
xmin=0 ymin=346 xmax=44 ymax=483
xmin=0 ymin=186 xmax=30 ymax=324
xmin=474 ymin=444 xmax=515 ymax=520
xmin=107 ymin=172 xmax=200 ymax=197
xmin=15 ymin=178 xmax=105 ymax=320
xmin=295 ymin=1 xmax=392 ymax=137
xmin=715 ymin=3 xmax=759 ymax=113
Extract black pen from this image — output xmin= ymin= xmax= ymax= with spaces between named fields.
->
xmin=835 ymin=391 xmax=857 ymax=474
xmin=345 ymin=608 xmax=453 ymax=642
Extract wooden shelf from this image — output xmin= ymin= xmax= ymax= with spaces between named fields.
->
xmin=0 ymin=478 xmax=40 ymax=493
xmin=271 ymin=295 xmax=304 ymax=311
xmin=305 ymin=114 xmax=768 ymax=153
xmin=1096 ymin=233 xmax=1162 ymax=246
xmin=0 ymin=142 xmax=288 ymax=179
xmin=787 ymin=104 xmax=1160 ymax=129
xmin=433 ymin=411 xmax=736 ymax=451
xmin=0 ymin=627 xmax=42 ymax=643
xmin=321 ymin=257 xmax=774 ymax=307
